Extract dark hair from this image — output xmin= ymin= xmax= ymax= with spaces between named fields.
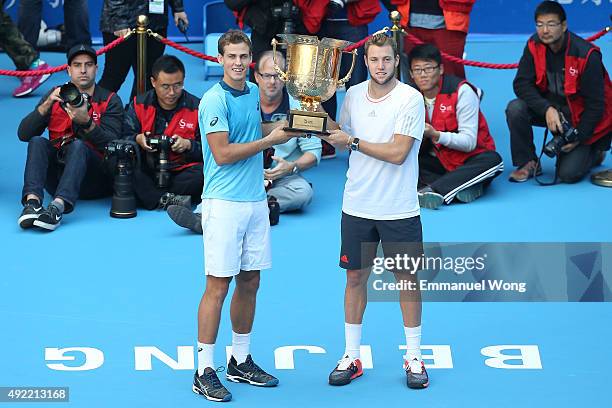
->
xmin=364 ymin=33 xmax=398 ymax=57
xmin=535 ymin=1 xmax=566 ymax=22
xmin=407 ymin=44 xmax=442 ymax=67
xmin=218 ymin=29 xmax=252 ymax=55
xmin=151 ymin=55 xmax=185 ymax=78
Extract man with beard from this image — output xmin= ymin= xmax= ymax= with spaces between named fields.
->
xmin=17 ymin=44 xmax=123 ymax=231
xmin=317 ymin=33 xmax=429 ymax=389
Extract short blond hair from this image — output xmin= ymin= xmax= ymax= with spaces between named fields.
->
xmin=364 ymin=34 xmax=398 ymax=58
xmin=218 ymin=29 xmax=252 ymax=55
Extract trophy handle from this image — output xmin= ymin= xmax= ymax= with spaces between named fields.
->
xmin=337 ymin=49 xmax=358 ymax=86
xmin=271 ymin=38 xmax=288 ymax=82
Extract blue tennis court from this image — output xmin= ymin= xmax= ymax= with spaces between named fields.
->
xmin=0 ymin=31 xmax=610 ymax=407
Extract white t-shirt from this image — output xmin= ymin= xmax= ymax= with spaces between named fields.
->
xmin=339 ymin=80 xmax=424 ymax=220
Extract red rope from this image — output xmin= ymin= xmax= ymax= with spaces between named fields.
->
xmin=404 ymin=27 xmax=610 ymax=70
xmin=157 ymin=36 xmax=256 ymax=69
xmin=0 ymin=35 xmax=128 ymax=77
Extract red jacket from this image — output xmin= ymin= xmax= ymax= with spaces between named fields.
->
xmin=392 ymin=0 xmax=475 ymax=33
xmin=427 ymin=75 xmax=496 ymax=171
xmin=528 ymin=32 xmax=612 ymax=145
xmin=294 ymin=0 xmax=381 ymax=34
xmin=133 ymin=92 xmax=201 ymax=172
xmin=48 ymin=92 xmax=114 ymax=156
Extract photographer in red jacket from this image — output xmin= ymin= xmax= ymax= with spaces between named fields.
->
xmin=123 ymin=55 xmax=203 ymax=210
xmin=506 ymin=1 xmax=611 ymax=183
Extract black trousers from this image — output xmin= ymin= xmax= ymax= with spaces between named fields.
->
xmin=98 ymin=30 xmax=166 ymax=99
xmin=133 ymin=164 xmax=203 ymax=210
xmin=419 ymin=146 xmax=502 ymax=202
xmin=506 ymin=98 xmax=610 ymax=183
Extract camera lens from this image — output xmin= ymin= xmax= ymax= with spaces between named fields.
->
xmin=59 ymin=83 xmax=84 ymax=108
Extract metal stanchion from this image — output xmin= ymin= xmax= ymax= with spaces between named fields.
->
xmin=390 ymin=10 xmax=403 ymax=81
xmin=136 ymin=15 xmax=149 ymax=95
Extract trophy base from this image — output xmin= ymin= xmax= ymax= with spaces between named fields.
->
xmin=286 ymin=110 xmax=329 ymax=135
xmin=591 ymin=169 xmax=612 ymax=187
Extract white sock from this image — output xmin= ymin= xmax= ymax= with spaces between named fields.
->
xmin=404 ymin=325 xmax=422 ymax=361
xmin=344 ymin=323 xmax=362 ymax=360
xmin=197 ymin=342 xmax=215 ymax=376
xmin=232 ymin=331 xmax=251 ymax=364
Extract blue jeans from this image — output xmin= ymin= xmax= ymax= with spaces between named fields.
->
xmin=21 ymin=137 xmax=111 ymax=212
xmin=17 ymin=0 xmax=91 ymax=49
xmin=317 ymin=20 xmax=368 ymax=121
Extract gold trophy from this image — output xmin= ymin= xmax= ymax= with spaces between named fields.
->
xmin=271 ymin=34 xmax=357 ymax=134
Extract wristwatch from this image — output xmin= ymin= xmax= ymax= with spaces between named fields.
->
xmin=291 ymin=162 xmax=300 ymax=175
xmin=350 ymin=137 xmax=360 ymax=151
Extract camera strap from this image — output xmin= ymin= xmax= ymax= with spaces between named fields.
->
xmin=535 ymin=129 xmax=558 ymax=186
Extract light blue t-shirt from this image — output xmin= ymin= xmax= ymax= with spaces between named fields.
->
xmin=199 ymin=81 xmax=266 ymax=202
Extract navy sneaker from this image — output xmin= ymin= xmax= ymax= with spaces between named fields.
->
xmin=192 ymin=368 xmax=232 ymax=402
xmin=167 ymin=205 xmax=202 ymax=234
xmin=226 ymin=355 xmax=279 ymax=387
xmin=18 ymin=199 xmax=43 ymax=229
xmin=328 ymin=355 xmax=363 ymax=386
xmin=455 ymin=183 xmax=484 ymax=203
xmin=33 ymin=203 xmax=63 ymax=231
xmin=418 ymin=186 xmax=444 ymax=210
xmin=404 ymin=358 xmax=429 ymax=389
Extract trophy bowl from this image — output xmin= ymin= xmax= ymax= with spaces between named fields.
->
xmin=271 ymin=34 xmax=357 ymax=134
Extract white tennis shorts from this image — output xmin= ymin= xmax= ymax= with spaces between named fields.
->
xmin=201 ymin=198 xmax=272 ymax=277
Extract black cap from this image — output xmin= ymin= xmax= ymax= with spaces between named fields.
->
xmin=67 ymin=44 xmax=97 ymax=64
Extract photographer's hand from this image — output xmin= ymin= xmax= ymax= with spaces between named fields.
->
xmin=264 ymin=156 xmax=295 ymax=181
xmin=174 ymin=12 xmax=189 ymax=29
xmin=545 ymin=106 xmax=562 ymax=134
xmin=171 ymin=135 xmax=192 ymax=153
xmin=65 ymin=102 xmax=91 ymax=126
xmin=136 ymin=132 xmax=155 ymax=152
xmin=37 ymin=87 xmax=62 ymax=116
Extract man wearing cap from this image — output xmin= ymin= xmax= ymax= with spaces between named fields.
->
xmin=17 ymin=44 xmax=124 ymax=231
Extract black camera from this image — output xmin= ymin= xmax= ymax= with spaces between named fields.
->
xmin=147 ymin=135 xmax=175 ymax=189
xmin=544 ymin=113 xmax=579 ymax=157
xmin=327 ymin=0 xmax=346 ymax=16
xmin=105 ymin=140 xmax=138 ymax=219
xmin=59 ymin=82 xmax=91 ymax=111
xmin=271 ymin=0 xmax=300 ymax=35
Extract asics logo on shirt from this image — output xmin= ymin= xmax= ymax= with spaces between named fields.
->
xmin=210 ymin=117 xmax=218 ymax=126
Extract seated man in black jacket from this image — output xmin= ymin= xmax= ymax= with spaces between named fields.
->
xmin=18 ymin=44 xmax=124 ymax=231
xmin=506 ymin=1 xmax=611 ymax=183
xmin=123 ymin=55 xmax=203 ymax=210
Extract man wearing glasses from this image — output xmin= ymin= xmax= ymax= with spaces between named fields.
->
xmin=506 ymin=0 xmax=611 ymax=183
xmin=123 ymin=54 xmax=204 ymax=210
xmin=167 ymin=50 xmax=321 ymax=232
xmin=408 ymin=44 xmax=503 ymax=209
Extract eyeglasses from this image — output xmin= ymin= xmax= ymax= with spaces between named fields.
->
xmin=159 ymin=83 xmax=184 ymax=91
xmin=535 ymin=21 xmax=562 ymax=29
xmin=410 ymin=65 xmax=440 ymax=76
xmin=257 ymin=72 xmax=280 ymax=81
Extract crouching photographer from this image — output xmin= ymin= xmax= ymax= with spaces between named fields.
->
xmin=17 ymin=44 xmax=124 ymax=231
xmin=123 ymin=55 xmax=203 ymax=210
xmin=506 ymin=1 xmax=611 ymax=184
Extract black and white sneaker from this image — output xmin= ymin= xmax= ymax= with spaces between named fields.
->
xmin=227 ymin=355 xmax=279 ymax=387
xmin=193 ymin=368 xmax=232 ymax=402
xmin=167 ymin=205 xmax=203 ymax=234
xmin=159 ymin=193 xmax=191 ymax=210
xmin=33 ymin=204 xmax=63 ymax=231
xmin=18 ymin=199 xmax=43 ymax=229
xmin=404 ymin=358 xmax=429 ymax=389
